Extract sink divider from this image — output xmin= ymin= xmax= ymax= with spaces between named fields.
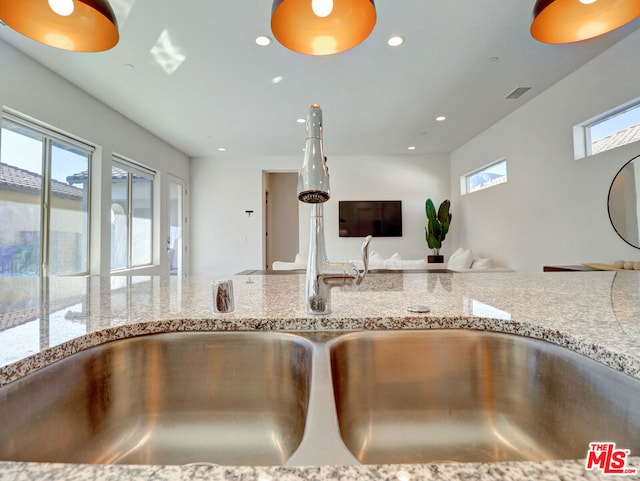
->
xmin=284 ymin=339 xmax=360 ymax=466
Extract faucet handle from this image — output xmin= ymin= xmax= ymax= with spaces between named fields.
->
xmin=356 ymin=235 xmax=372 ymax=285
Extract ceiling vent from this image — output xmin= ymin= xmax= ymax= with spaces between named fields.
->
xmin=505 ymin=87 xmax=532 ymax=99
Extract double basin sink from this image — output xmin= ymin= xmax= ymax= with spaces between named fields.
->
xmin=0 ymin=329 xmax=639 ymax=466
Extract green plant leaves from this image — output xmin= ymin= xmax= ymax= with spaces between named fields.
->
xmin=437 ymin=199 xmax=451 ymax=225
xmin=425 ymin=198 xmax=451 ymax=255
xmin=425 ymin=198 xmax=436 ymax=221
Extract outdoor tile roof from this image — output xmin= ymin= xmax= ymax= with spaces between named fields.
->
xmin=592 ymin=123 xmax=640 ymax=155
xmin=66 ymin=167 xmax=142 ymax=184
xmin=0 ymin=162 xmax=84 ymax=200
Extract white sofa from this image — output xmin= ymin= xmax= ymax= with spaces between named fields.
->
xmin=272 ymin=249 xmax=512 ymax=272
xmin=351 ymin=251 xmax=430 ymax=270
xmin=443 ymin=247 xmax=513 ymax=272
xmin=271 ymin=253 xmax=307 ymax=271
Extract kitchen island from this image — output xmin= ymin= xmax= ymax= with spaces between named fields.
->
xmin=1 ymin=272 xmax=639 ymax=480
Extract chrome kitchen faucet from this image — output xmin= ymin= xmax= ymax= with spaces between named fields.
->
xmin=298 ymin=104 xmax=371 ymax=315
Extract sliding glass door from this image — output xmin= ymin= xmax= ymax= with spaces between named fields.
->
xmin=0 ymin=115 xmax=91 ymax=276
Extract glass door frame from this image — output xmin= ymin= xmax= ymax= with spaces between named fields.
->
xmin=167 ymin=175 xmax=188 ymax=276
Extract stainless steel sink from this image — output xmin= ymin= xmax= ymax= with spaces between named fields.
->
xmin=0 ymin=332 xmax=312 ymax=466
xmin=329 ymin=329 xmax=640 ymax=464
xmin=3 ymin=328 xmax=639 ymax=467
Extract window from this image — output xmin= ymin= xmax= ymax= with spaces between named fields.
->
xmin=0 ymin=112 xmax=92 ymax=276
xmin=461 ymin=158 xmax=507 ymax=195
xmin=576 ymin=99 xmax=640 ymax=158
xmin=111 ymin=156 xmax=155 ymax=271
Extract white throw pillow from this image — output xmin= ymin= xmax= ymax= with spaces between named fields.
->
xmin=448 ymin=248 xmax=474 ymax=269
xmin=471 ymin=257 xmax=494 ymax=270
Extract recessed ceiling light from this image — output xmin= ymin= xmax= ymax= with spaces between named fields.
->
xmin=436 ymin=116 xmax=447 ymax=122
xmin=296 ymin=118 xmax=306 ymax=124
xmin=255 ymin=35 xmax=272 ymax=47
xmin=408 ymin=146 xmax=416 ymax=151
xmin=271 ymin=75 xmax=284 ymax=84
xmin=387 ymin=36 xmax=404 ymax=47
xmin=218 ymin=147 xmax=226 ymax=152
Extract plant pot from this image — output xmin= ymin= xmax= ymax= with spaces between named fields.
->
xmin=428 ymin=255 xmax=444 ymax=264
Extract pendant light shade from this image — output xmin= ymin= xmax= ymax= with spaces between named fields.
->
xmin=531 ymin=0 xmax=640 ymax=44
xmin=0 ymin=0 xmax=119 ymax=52
xmin=271 ymin=0 xmax=376 ymax=55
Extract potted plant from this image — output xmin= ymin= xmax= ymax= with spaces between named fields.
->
xmin=425 ymin=198 xmax=451 ymax=263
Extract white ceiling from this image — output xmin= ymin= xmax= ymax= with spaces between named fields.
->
xmin=1 ymin=1 xmax=639 ymax=158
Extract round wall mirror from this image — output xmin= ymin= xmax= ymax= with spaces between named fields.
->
xmin=608 ymin=154 xmax=640 ymax=249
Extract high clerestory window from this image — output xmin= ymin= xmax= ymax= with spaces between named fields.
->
xmin=110 ymin=156 xmax=155 ymax=271
xmin=575 ymin=99 xmax=640 ymax=159
xmin=461 ymin=158 xmax=507 ymax=195
xmin=0 ymin=111 xmax=93 ymax=276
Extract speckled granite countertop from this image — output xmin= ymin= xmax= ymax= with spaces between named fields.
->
xmin=1 ymin=272 xmax=639 ymax=480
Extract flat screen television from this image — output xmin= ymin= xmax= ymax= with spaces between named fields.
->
xmin=338 ymin=201 xmax=402 ymax=237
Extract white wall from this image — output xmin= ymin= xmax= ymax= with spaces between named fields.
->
xmin=191 ymin=154 xmax=450 ymax=275
xmin=450 ymin=29 xmax=640 ymax=272
xmin=0 ymin=40 xmax=190 ymax=275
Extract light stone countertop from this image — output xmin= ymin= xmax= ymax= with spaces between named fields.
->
xmin=0 ymin=272 xmax=639 ymax=480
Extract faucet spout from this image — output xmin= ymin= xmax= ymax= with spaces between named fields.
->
xmin=304 ymin=204 xmax=371 ymax=315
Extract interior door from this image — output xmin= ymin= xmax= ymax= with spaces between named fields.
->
xmin=264 ymin=172 xmax=299 ymax=270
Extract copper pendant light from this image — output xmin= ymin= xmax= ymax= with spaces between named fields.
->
xmin=531 ymin=0 xmax=640 ymax=44
xmin=271 ymin=0 xmax=376 ymax=55
xmin=0 ymin=0 xmax=119 ymax=52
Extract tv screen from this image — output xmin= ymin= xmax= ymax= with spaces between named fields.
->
xmin=339 ymin=201 xmax=402 ymax=237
